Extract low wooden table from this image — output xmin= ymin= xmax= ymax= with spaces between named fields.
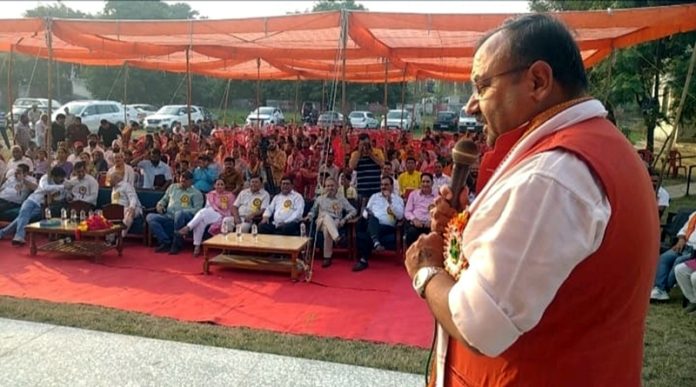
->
xmin=24 ymin=221 xmax=125 ymax=263
xmin=202 ymin=233 xmax=310 ymax=281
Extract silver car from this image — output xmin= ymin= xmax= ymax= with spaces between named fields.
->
xmin=349 ymin=111 xmax=379 ymax=129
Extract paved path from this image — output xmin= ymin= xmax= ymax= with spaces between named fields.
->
xmin=0 ymin=318 xmax=422 ymax=387
xmin=666 ymin=183 xmax=689 ymax=199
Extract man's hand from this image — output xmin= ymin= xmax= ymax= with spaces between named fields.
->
xmin=260 ymin=217 xmax=269 ymax=225
xmin=412 ymin=219 xmax=423 ymax=228
xmin=337 ymin=219 xmax=346 ymax=228
xmin=156 ymin=203 xmax=165 ymax=214
xmin=405 ymin=232 xmax=445 ymax=279
xmin=672 ymin=238 xmax=687 ymax=253
xmin=234 ymin=216 xmax=242 ymax=225
xmin=430 ymin=185 xmax=469 ymax=235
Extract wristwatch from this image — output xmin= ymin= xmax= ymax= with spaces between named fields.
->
xmin=413 ymin=266 xmax=444 ymax=298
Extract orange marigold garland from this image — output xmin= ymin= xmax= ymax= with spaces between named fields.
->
xmin=444 ymin=210 xmax=470 ymax=280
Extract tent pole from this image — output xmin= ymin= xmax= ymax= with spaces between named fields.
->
xmin=294 ymin=76 xmax=300 ymax=125
xmin=186 ymin=48 xmax=192 ymax=129
xmin=123 ymin=63 xmax=128 ymax=125
xmin=340 ymin=9 xmax=348 ymax=131
xmin=400 ymin=66 xmax=406 ymax=129
xmin=45 ymin=18 xmax=53 ymax=153
xmin=223 ymin=79 xmax=230 ymax=126
xmin=383 ymin=58 xmax=388 ymax=109
xmin=256 ymin=58 xmax=261 ymax=127
xmin=7 ymin=46 xmax=15 ymax=146
xmin=321 ymin=80 xmax=325 ymax=112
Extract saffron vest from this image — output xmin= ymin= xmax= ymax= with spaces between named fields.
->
xmin=444 ymin=117 xmax=659 ymax=386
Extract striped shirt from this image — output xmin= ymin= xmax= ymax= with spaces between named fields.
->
xmin=355 ymin=156 xmax=382 ymax=198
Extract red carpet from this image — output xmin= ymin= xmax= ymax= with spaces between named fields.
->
xmin=0 ymin=239 xmax=433 ymax=348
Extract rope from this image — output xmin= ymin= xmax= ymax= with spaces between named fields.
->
xmin=169 ymin=74 xmax=187 ymax=104
xmin=106 ymin=64 xmax=125 ymax=100
xmin=26 ymin=51 xmax=40 ymax=95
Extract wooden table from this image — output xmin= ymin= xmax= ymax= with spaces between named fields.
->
xmin=202 ymin=233 xmax=310 ymax=281
xmin=24 ymin=221 xmax=124 ymax=263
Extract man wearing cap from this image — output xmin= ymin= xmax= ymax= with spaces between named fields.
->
xmin=146 ymin=171 xmax=204 ymax=254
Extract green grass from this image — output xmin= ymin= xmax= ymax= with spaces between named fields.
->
xmin=0 ymin=294 xmax=694 ymax=385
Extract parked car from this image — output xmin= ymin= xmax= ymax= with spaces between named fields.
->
xmin=143 ymin=105 xmax=205 ymax=131
xmin=127 ymin=104 xmax=158 ymax=123
xmin=317 ymin=111 xmax=344 ymax=128
xmin=435 ymin=111 xmax=458 ymax=131
xmin=381 ymin=109 xmax=414 ymax=130
xmin=458 ymin=107 xmax=482 ymax=132
xmin=349 ymin=111 xmax=379 ymax=129
xmin=51 ymin=100 xmax=127 ymax=134
xmin=301 ymin=101 xmax=319 ymax=125
xmin=12 ymin=97 xmax=62 ymax=122
xmin=245 ymin=106 xmax=284 ymax=127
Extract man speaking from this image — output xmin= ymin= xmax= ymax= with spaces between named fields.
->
xmin=405 ymin=14 xmax=658 ymax=386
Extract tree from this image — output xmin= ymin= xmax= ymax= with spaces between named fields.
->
xmin=530 ymin=0 xmax=696 ymax=152
xmin=312 ymin=0 xmax=366 ymax=12
xmin=102 ymin=1 xmax=198 ymax=19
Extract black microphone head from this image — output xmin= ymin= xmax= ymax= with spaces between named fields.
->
xmin=452 ymin=139 xmax=478 ymax=166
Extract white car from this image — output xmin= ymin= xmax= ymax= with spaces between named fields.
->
xmin=348 ymin=111 xmax=379 ymax=129
xmin=143 ymin=105 xmax=205 ymax=131
xmin=245 ymin=106 xmax=284 ymax=127
xmin=127 ymin=104 xmax=158 ymax=123
xmin=458 ymin=107 xmax=482 ymax=132
xmin=52 ymin=100 xmax=127 ymax=134
xmin=381 ymin=109 xmax=414 ymax=130
xmin=12 ymin=97 xmax=62 ymax=121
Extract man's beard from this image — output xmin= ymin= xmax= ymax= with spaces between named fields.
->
xmin=151 ymin=160 xmax=160 ymax=166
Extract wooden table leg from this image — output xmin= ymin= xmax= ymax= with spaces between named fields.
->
xmin=203 ymin=246 xmax=210 ymax=274
xmin=117 ymin=232 xmax=123 ymax=257
xmin=290 ymin=252 xmax=298 ymax=282
xmin=29 ymin=232 xmax=37 ymax=256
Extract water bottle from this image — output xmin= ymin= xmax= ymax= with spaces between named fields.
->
xmin=44 ymin=207 xmax=52 ymax=220
xmin=300 ymin=223 xmax=306 ymax=238
xmin=61 ymin=208 xmax=68 ymax=223
xmin=70 ymin=209 xmax=78 ymax=224
xmin=251 ymin=224 xmax=258 ymax=242
xmin=96 ymin=209 xmax=103 ymax=218
xmin=88 ymin=210 xmax=94 ymax=219
xmin=235 ymin=224 xmax=242 ymax=240
xmin=79 ymin=210 xmax=86 ymax=222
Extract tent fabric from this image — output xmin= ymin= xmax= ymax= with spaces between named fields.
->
xmin=0 ymin=4 xmax=695 ymax=82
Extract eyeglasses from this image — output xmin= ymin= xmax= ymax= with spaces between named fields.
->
xmin=472 ymin=65 xmax=529 ymax=98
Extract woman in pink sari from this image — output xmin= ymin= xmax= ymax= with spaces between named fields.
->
xmin=177 ymin=179 xmax=235 ymax=256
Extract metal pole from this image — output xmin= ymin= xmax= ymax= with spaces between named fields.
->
xmin=294 ymin=76 xmax=300 ymax=124
xmin=222 ymin=79 xmax=230 ymax=126
xmin=123 ymin=63 xmax=128 ymax=125
xmin=46 ymin=18 xmax=53 ymax=153
xmin=7 ymin=46 xmax=15 ymax=145
xmin=186 ymin=48 xmax=192 ymax=129
xmin=256 ymin=58 xmax=261 ymax=127
xmin=340 ymin=9 xmax=348 ymax=128
xmin=400 ymin=66 xmax=406 ymax=129
xmin=321 ymin=80 xmax=325 ymax=112
xmin=383 ymin=58 xmax=388 ymax=109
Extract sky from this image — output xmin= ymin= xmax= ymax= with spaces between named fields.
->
xmin=1 ymin=1 xmax=530 ymax=19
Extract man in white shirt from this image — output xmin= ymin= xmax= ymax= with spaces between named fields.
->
xmin=259 ymin=176 xmax=304 ymax=236
xmin=136 ymin=149 xmax=172 ymax=190
xmin=432 ymin=161 xmax=452 ymax=193
xmin=109 ymin=172 xmax=142 ymax=236
xmin=107 ymin=152 xmax=135 ymax=187
xmin=67 ymin=161 xmax=99 ymax=207
xmin=34 ymin=114 xmax=49 ymax=150
xmin=354 ymin=176 xmax=405 ymax=271
xmin=0 ymin=164 xmax=37 ymax=213
xmin=67 ymin=142 xmax=84 ymax=165
xmin=232 ymin=175 xmax=270 ymax=233
xmin=4 ymin=145 xmax=34 ymax=180
xmin=0 ymin=166 xmax=67 ymax=245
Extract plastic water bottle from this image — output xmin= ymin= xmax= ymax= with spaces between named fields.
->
xmin=235 ymin=224 xmax=242 ymax=240
xmin=79 ymin=210 xmax=86 ymax=222
xmin=70 ymin=209 xmax=78 ymax=224
xmin=61 ymin=208 xmax=68 ymax=223
xmin=44 ymin=208 xmax=52 ymax=220
xmin=300 ymin=223 xmax=306 ymax=238
xmin=251 ymin=224 xmax=258 ymax=242
xmin=88 ymin=210 xmax=94 ymax=219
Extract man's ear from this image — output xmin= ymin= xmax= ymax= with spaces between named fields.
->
xmin=527 ymin=60 xmax=554 ymax=102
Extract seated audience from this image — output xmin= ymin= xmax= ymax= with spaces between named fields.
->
xmin=52 ymin=147 xmax=73 ymax=177
xmin=177 ymin=179 xmax=235 ymax=256
xmin=354 ymin=176 xmax=404 ymax=272
xmin=305 ymin=177 xmax=357 ymax=268
xmin=404 ymin=173 xmax=436 ymax=246
xmin=109 ymin=172 xmax=142 ymax=237
xmin=4 ymin=145 xmax=34 ymax=179
xmin=432 ymin=161 xmax=452 ymax=193
xmin=259 ymin=176 xmax=304 ymax=236
xmin=219 ymin=157 xmax=244 ymax=195
xmin=34 ymin=149 xmax=50 ymax=175
xmin=397 ymin=157 xmax=421 ymax=197
xmin=0 ymin=164 xmax=37 ymax=213
xmin=232 ymin=175 xmax=270 ymax=233
xmin=192 ymin=155 xmax=219 ymax=193
xmin=146 ymin=171 xmax=203 ymax=254
xmin=107 ymin=152 xmax=136 ymax=187
xmin=137 ymin=149 xmax=172 ymax=190
xmin=675 ymin=259 xmax=696 ymax=314
xmin=67 ymin=161 xmax=99 ymax=207
xmin=651 ymin=210 xmax=696 ymax=301
xmin=0 ymin=167 xmax=68 ymax=245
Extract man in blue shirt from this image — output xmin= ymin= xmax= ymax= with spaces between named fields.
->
xmin=192 ymin=155 xmax=219 ymax=193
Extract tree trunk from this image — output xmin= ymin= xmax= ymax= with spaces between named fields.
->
xmin=645 ymin=40 xmax=664 ymax=153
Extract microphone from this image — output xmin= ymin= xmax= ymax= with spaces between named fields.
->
xmin=449 ymin=139 xmax=479 ymax=211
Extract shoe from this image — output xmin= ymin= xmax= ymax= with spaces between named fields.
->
xmin=154 ymin=244 xmax=170 ymax=253
xmin=168 ymin=246 xmax=181 ymax=255
xmin=373 ymin=242 xmax=385 ymax=252
xmin=11 ymin=238 xmax=25 ymax=246
xmin=193 ymin=246 xmax=201 ymax=257
xmin=322 ymin=258 xmax=332 ymax=268
xmin=352 ymin=259 xmax=368 ymax=272
xmin=650 ymin=287 xmax=670 ymax=301
xmin=177 ymin=226 xmax=190 ymax=236
xmin=685 ymin=302 xmax=696 ymax=313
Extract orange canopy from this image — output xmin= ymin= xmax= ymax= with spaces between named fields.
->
xmin=0 ymin=4 xmax=695 ymax=82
